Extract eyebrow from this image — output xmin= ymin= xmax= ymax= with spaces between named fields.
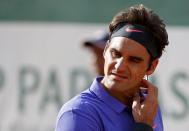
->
xmin=129 ymin=56 xmax=144 ymax=61
xmin=110 ymin=48 xmax=119 ymax=52
xmin=109 ymin=47 xmax=145 ymax=62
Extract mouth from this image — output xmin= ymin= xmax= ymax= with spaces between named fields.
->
xmin=110 ymin=72 xmax=128 ymax=81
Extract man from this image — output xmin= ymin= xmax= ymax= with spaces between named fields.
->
xmin=55 ymin=4 xmax=169 ymax=131
xmin=83 ymin=30 xmax=109 ymax=76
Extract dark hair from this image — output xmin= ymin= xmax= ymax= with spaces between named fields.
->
xmin=109 ymin=4 xmax=169 ymax=60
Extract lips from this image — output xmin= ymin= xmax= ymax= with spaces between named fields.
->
xmin=110 ymin=72 xmax=128 ymax=80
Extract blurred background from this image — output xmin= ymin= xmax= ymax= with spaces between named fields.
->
xmin=0 ymin=0 xmax=189 ymax=131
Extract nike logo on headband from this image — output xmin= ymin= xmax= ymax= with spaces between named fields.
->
xmin=125 ymin=27 xmax=143 ymax=33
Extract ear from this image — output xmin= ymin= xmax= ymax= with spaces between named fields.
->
xmin=146 ymin=59 xmax=159 ymax=75
xmin=103 ymin=40 xmax=110 ymax=58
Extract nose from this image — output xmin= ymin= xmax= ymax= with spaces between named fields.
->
xmin=114 ymin=58 xmax=128 ymax=71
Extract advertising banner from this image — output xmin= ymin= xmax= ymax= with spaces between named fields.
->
xmin=0 ymin=23 xmax=188 ymax=131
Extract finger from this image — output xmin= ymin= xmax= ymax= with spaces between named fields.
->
xmin=141 ymin=79 xmax=158 ymax=98
xmin=132 ymin=92 xmax=141 ymax=110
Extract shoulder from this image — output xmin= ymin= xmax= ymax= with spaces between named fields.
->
xmin=57 ymin=90 xmax=100 ymax=121
xmin=55 ymin=92 xmax=103 ymax=131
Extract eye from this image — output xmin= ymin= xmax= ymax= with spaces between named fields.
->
xmin=129 ymin=56 xmax=143 ymax=63
xmin=110 ymin=49 xmax=121 ymax=58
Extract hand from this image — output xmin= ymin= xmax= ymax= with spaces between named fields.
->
xmin=132 ymin=79 xmax=158 ymax=126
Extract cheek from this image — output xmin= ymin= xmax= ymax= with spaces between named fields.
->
xmin=130 ymin=66 xmax=147 ymax=79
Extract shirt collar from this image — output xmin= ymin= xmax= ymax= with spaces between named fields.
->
xmin=89 ymin=77 xmax=130 ymax=113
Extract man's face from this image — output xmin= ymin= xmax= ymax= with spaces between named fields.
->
xmin=102 ymin=37 xmax=152 ymax=94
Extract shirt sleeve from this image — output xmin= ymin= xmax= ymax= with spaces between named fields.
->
xmin=153 ymin=106 xmax=164 ymax=131
xmin=55 ymin=109 xmax=101 ymax=131
xmin=133 ymin=123 xmax=153 ymax=131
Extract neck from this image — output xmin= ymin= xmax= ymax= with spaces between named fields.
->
xmin=109 ymin=89 xmax=135 ymax=106
xmin=100 ymin=80 xmax=137 ymax=106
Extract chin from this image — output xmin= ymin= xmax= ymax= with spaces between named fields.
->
xmin=104 ymin=77 xmax=116 ymax=88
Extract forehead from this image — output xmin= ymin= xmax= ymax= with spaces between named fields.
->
xmin=109 ymin=37 xmax=150 ymax=57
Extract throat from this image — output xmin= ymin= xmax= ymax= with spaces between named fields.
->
xmin=105 ymin=87 xmax=135 ymax=106
xmin=115 ymin=93 xmax=134 ymax=106
xmin=100 ymin=78 xmax=138 ymax=106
